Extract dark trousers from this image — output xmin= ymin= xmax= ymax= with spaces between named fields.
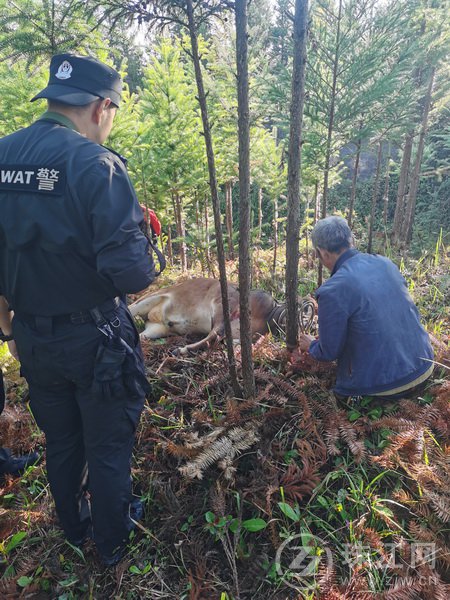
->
xmin=12 ymin=302 xmax=145 ymax=557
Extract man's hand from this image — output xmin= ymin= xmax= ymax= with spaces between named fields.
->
xmin=298 ymin=333 xmax=315 ymax=352
xmin=7 ymin=340 xmax=19 ymax=361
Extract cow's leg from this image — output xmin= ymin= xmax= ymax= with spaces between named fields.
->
xmin=140 ymin=323 xmax=170 ymax=339
xmin=129 ymin=294 xmax=168 ymax=319
xmin=178 ymin=288 xmax=241 ymax=354
xmin=178 ymin=329 xmax=220 ymax=354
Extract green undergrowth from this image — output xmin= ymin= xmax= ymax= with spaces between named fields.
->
xmin=0 ymin=250 xmax=449 ymax=599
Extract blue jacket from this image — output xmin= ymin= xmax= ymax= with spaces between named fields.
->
xmin=0 ymin=112 xmax=155 ymax=315
xmin=309 ymin=249 xmax=434 ymax=396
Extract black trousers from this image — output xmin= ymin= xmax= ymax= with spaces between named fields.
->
xmin=12 ymin=302 xmax=145 ymax=557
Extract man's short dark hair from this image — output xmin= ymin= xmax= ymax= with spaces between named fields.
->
xmin=47 ymin=98 xmax=117 ymax=113
xmin=48 ymin=99 xmax=90 ymax=112
xmin=311 ymin=216 xmax=353 ymax=253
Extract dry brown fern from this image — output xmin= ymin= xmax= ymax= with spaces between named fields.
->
xmin=279 ymin=461 xmax=321 ymax=503
xmin=380 ymin=576 xmax=424 ymax=599
xmin=322 ymin=412 xmax=341 ymax=456
xmin=178 ymin=425 xmax=260 ymax=480
xmin=296 ymin=436 xmax=328 ymax=467
xmin=338 ymin=418 xmax=367 ymax=462
xmin=417 ymin=565 xmax=450 ymax=600
xmin=408 ymin=520 xmax=450 ymax=569
xmin=165 ymin=440 xmax=200 ymax=459
xmin=423 ymin=489 xmax=450 ymax=522
xmin=255 ymin=369 xmax=313 ymax=421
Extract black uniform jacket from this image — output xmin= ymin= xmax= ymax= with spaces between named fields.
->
xmin=0 ymin=113 xmax=155 ymax=315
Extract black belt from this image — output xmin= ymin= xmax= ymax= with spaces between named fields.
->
xmin=16 ymin=297 xmax=120 ymax=329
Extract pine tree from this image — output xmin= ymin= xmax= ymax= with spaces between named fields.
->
xmin=137 ymin=37 xmax=205 ymax=271
xmin=0 ymin=0 xmax=104 ymax=62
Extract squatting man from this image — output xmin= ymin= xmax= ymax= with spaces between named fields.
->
xmin=298 ymin=216 xmax=434 ymax=400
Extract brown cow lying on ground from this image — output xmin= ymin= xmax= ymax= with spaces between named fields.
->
xmin=129 ymin=277 xmax=316 ymax=354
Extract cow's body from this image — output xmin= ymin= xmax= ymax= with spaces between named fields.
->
xmin=129 ymin=277 xmax=315 ymax=354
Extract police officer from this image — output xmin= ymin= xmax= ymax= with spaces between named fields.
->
xmin=0 ymin=54 xmax=155 ymax=566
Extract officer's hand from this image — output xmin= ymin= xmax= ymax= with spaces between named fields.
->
xmin=298 ymin=333 xmax=315 ymax=352
xmin=7 ymin=340 xmax=19 ymax=361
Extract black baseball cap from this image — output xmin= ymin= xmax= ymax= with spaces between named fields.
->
xmin=31 ymin=53 xmax=122 ymax=107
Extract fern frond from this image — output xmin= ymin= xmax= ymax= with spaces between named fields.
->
xmin=179 ymin=426 xmax=260 ymax=480
xmin=165 ymin=441 xmax=199 ymax=458
xmin=381 ymin=576 xmax=423 ymax=599
xmin=338 ymin=419 xmax=366 ymax=462
xmin=279 ymin=461 xmax=321 ymax=502
xmin=424 ymin=490 xmax=450 ymax=522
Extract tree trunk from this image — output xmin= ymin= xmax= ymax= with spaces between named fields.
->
xmin=257 ymin=186 xmax=263 ymax=243
xmin=382 ymin=142 xmax=391 ymax=250
xmin=367 ymin=141 xmax=382 ymax=254
xmin=402 ymin=67 xmax=435 ymax=244
xmin=348 ymin=136 xmax=362 ymax=229
xmin=392 ymin=131 xmax=413 ymax=242
xmin=174 ymin=192 xmax=187 ymax=272
xmin=185 ymin=0 xmax=240 ymax=396
xmin=321 ymin=0 xmax=342 ymax=220
xmin=285 ymin=0 xmax=309 ymax=351
xmin=272 ymin=195 xmax=278 ymax=276
xmin=305 ymin=196 xmax=310 ymax=267
xmin=236 ymin=0 xmax=254 ymax=399
xmin=318 ymin=0 xmax=342 ymax=287
xmin=166 ymin=223 xmax=173 ymax=266
xmin=194 ymin=193 xmax=202 ymax=271
xmin=204 ymin=198 xmax=215 ymax=278
xmin=225 ymin=180 xmax=235 ymax=260
xmin=313 ymin=180 xmax=319 ymax=224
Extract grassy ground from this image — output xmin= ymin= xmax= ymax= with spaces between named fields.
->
xmin=0 ymin=250 xmax=449 ymax=599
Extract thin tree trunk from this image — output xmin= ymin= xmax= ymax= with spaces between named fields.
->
xmin=313 ymin=180 xmax=319 ymax=223
xmin=312 ymin=180 xmax=319 ymax=268
xmin=367 ymin=141 xmax=383 ymax=254
xmin=393 ymin=131 xmax=413 ymax=242
xmin=305 ymin=196 xmax=310 ymax=267
xmin=204 ymin=198 xmax=214 ymax=278
xmin=348 ymin=136 xmax=362 ymax=229
xmin=185 ymin=0 xmax=240 ymax=396
xmin=195 ymin=192 xmax=200 ymax=232
xmin=257 ymin=187 xmax=263 ymax=243
xmin=272 ymin=196 xmax=278 ymax=275
xmin=285 ymin=0 xmax=308 ymax=351
xmin=382 ymin=143 xmax=391 ymax=250
xmin=236 ymin=0 xmax=254 ymax=399
xmin=318 ymin=0 xmax=342 ymax=287
xmin=402 ymin=67 xmax=435 ymax=244
xmin=174 ymin=192 xmax=187 ymax=272
xmin=166 ymin=223 xmax=173 ymax=266
xmin=321 ymin=0 xmax=342 ymax=219
xmin=225 ymin=180 xmax=235 ymax=260
xmin=194 ymin=193 xmax=201 ymax=271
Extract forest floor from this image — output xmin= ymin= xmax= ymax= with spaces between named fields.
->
xmin=0 ymin=249 xmax=449 ymax=600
